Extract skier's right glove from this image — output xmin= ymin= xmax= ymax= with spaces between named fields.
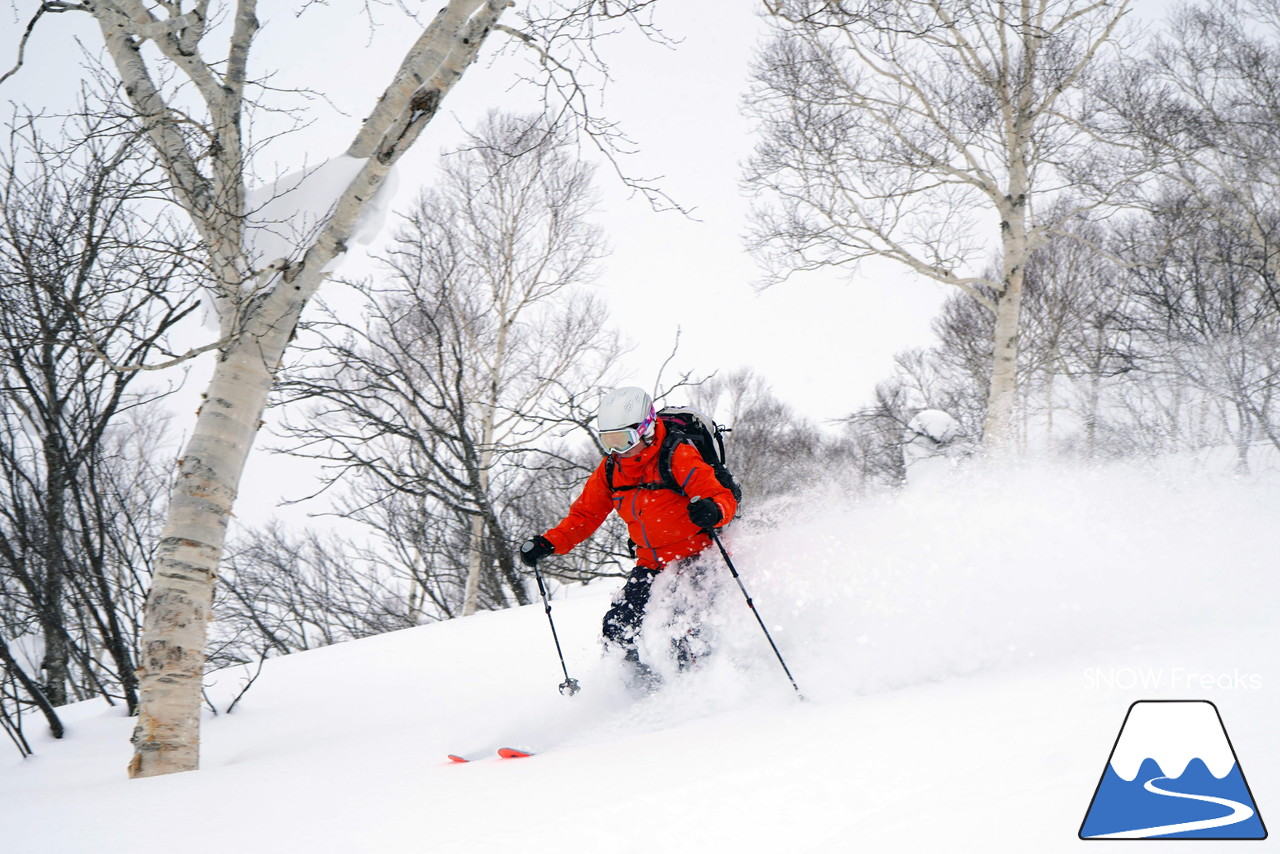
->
xmin=687 ymin=497 xmax=723 ymax=530
xmin=519 ymin=535 xmax=555 ymax=568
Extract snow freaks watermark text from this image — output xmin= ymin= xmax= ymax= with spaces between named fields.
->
xmin=1083 ymin=667 xmax=1263 ymax=692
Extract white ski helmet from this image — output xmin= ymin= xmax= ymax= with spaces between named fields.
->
xmin=597 ymin=386 xmax=656 ymax=434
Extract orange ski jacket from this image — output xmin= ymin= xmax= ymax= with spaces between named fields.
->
xmin=543 ymin=420 xmax=738 ymax=569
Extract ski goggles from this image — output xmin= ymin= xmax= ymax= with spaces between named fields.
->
xmin=599 ymin=409 xmax=657 ymax=455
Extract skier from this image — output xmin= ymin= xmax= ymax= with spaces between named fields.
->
xmin=518 ymin=387 xmax=738 ymax=686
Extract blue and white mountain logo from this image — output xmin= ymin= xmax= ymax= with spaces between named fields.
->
xmin=1080 ymin=700 xmax=1267 ymax=839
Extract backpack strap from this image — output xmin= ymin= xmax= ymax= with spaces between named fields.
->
xmin=656 ymin=433 xmax=687 ymax=496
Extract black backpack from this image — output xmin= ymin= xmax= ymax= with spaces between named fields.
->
xmin=604 ymin=406 xmax=743 ymax=502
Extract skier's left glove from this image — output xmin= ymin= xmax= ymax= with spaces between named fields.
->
xmin=687 ymin=497 xmax=723 ymax=530
xmin=519 ymin=535 xmax=555 ymax=568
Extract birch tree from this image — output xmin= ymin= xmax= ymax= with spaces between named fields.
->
xmin=5 ymin=0 xmax=660 ymax=778
xmin=1113 ymin=0 xmax=1280 ymax=302
xmin=746 ymin=0 xmax=1134 ymax=449
xmin=1092 ymin=0 xmax=1280 ymax=467
xmin=1118 ymin=200 xmax=1280 ymax=469
xmin=1021 ymin=234 xmax=1123 ymax=452
xmin=280 ymin=112 xmax=618 ymax=619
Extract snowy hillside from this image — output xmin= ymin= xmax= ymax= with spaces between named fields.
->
xmin=2 ymin=459 xmax=1277 ymax=853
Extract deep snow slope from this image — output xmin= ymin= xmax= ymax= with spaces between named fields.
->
xmin=2 ymin=459 xmax=1277 ymax=853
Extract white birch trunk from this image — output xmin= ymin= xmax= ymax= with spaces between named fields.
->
xmin=461 ymin=490 xmax=488 ymax=616
xmin=985 ymin=262 xmax=1027 ymax=451
xmin=983 ymin=16 xmax=1035 ymax=453
xmin=982 ymin=199 xmax=1031 ymax=449
xmin=1045 ymin=344 xmax=1059 ymax=449
xmin=460 ymin=331 xmax=505 ymax=617
xmin=460 ymin=438 xmax=494 ymax=616
xmin=460 ymin=234 xmax=518 ymax=617
xmin=128 ymin=298 xmax=294 ymax=777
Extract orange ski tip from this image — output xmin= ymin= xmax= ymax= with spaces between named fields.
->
xmin=497 ymin=747 xmax=533 ymax=759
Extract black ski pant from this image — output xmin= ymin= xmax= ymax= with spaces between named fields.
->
xmin=602 ymin=560 xmax=707 ymax=669
xmin=602 ymin=566 xmax=661 ymax=652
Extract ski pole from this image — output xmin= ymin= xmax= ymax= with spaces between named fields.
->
xmin=707 ymin=528 xmax=804 ymax=700
xmin=529 ymin=560 xmax=581 ymax=696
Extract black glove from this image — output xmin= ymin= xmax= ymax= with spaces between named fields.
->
xmin=519 ymin=535 xmax=555 ymax=568
xmin=687 ymin=497 xmax=723 ymax=530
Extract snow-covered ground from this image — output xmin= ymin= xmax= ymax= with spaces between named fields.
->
xmin=2 ymin=459 xmax=1276 ymax=853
